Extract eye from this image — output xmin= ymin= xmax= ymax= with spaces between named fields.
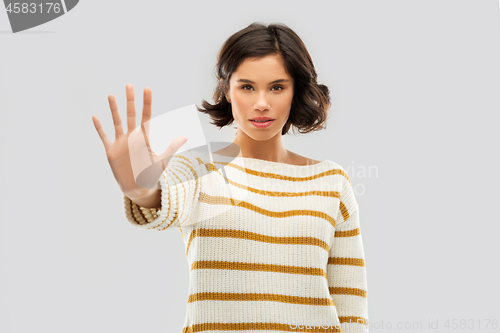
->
xmin=240 ymin=85 xmax=284 ymax=91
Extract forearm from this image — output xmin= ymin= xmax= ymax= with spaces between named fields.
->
xmin=122 ymin=150 xmax=202 ymax=230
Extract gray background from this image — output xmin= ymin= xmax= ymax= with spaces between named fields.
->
xmin=1 ymin=0 xmax=499 ymax=332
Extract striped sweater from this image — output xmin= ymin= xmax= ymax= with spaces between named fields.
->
xmin=123 ymin=150 xmax=369 ymax=333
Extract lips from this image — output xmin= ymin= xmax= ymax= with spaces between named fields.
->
xmin=249 ymin=119 xmax=274 ymax=128
xmin=249 ymin=117 xmax=274 ymax=122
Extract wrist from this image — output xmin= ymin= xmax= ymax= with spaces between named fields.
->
xmin=126 ymin=183 xmax=160 ymax=202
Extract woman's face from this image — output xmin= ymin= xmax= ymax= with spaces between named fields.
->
xmin=225 ymin=54 xmax=294 ymax=142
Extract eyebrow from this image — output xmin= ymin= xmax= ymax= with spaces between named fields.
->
xmin=236 ymin=79 xmax=290 ymax=84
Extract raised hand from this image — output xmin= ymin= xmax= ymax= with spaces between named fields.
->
xmin=92 ymin=84 xmax=188 ymax=200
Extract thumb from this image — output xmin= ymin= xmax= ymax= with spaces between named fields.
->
xmin=158 ymin=136 xmax=189 ymax=169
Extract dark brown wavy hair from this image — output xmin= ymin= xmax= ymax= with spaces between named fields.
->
xmin=196 ymin=22 xmax=331 ymax=135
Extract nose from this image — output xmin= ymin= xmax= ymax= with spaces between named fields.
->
xmin=254 ymin=91 xmax=270 ymax=111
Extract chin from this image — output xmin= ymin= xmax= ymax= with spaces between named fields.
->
xmin=245 ymin=129 xmax=282 ymax=141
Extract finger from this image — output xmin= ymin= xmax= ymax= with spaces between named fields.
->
xmin=141 ymin=87 xmax=152 ymax=138
xmin=139 ymin=87 xmax=154 ymax=160
xmin=126 ymin=84 xmax=137 ymax=133
xmin=107 ymin=94 xmax=124 ymax=140
xmin=92 ymin=115 xmax=112 ymax=151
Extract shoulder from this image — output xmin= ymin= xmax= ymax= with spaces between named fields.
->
xmin=335 ymin=164 xmax=358 ymax=221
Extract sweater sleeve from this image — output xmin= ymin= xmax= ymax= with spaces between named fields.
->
xmin=123 ymin=150 xmax=204 ymax=231
xmin=327 ymin=175 xmax=369 ymax=333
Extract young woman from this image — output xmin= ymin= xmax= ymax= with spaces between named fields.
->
xmin=93 ymin=22 xmax=369 ymax=333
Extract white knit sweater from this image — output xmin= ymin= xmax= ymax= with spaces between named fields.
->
xmin=123 ymin=150 xmax=369 ymax=333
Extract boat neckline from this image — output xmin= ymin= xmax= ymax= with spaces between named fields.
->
xmin=211 ymin=152 xmax=331 ymax=168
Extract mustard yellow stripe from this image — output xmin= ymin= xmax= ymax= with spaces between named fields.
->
xmin=128 ymin=195 xmax=159 ymax=225
xmin=200 ymin=159 xmax=348 ymax=183
xmin=191 ymin=260 xmax=328 ymax=279
xmin=136 ymin=206 xmax=148 ymax=224
xmin=195 ymin=158 xmax=354 ymax=227
xmin=182 ymin=322 xmax=342 ymax=333
xmin=128 ymin=197 xmax=143 ymax=225
xmin=334 ymin=227 xmax=360 ymax=238
xmin=338 ymin=316 xmax=369 ymax=327
xmin=194 ymin=158 xmax=353 ymax=224
xmin=197 ymin=192 xmax=337 ymax=227
xmin=206 ymin=163 xmax=341 ymax=199
xmin=329 ymin=287 xmax=367 ymax=298
xmin=338 ymin=201 xmax=350 ymax=222
xmin=188 ymin=292 xmax=335 ymax=307
xmin=185 ymin=228 xmax=330 ymax=257
xmin=328 ymin=257 xmax=365 ymax=267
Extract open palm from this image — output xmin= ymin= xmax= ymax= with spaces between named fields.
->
xmin=92 ymin=84 xmax=188 ymax=199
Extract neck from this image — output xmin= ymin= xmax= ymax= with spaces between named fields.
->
xmin=231 ymin=131 xmax=290 ymax=163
